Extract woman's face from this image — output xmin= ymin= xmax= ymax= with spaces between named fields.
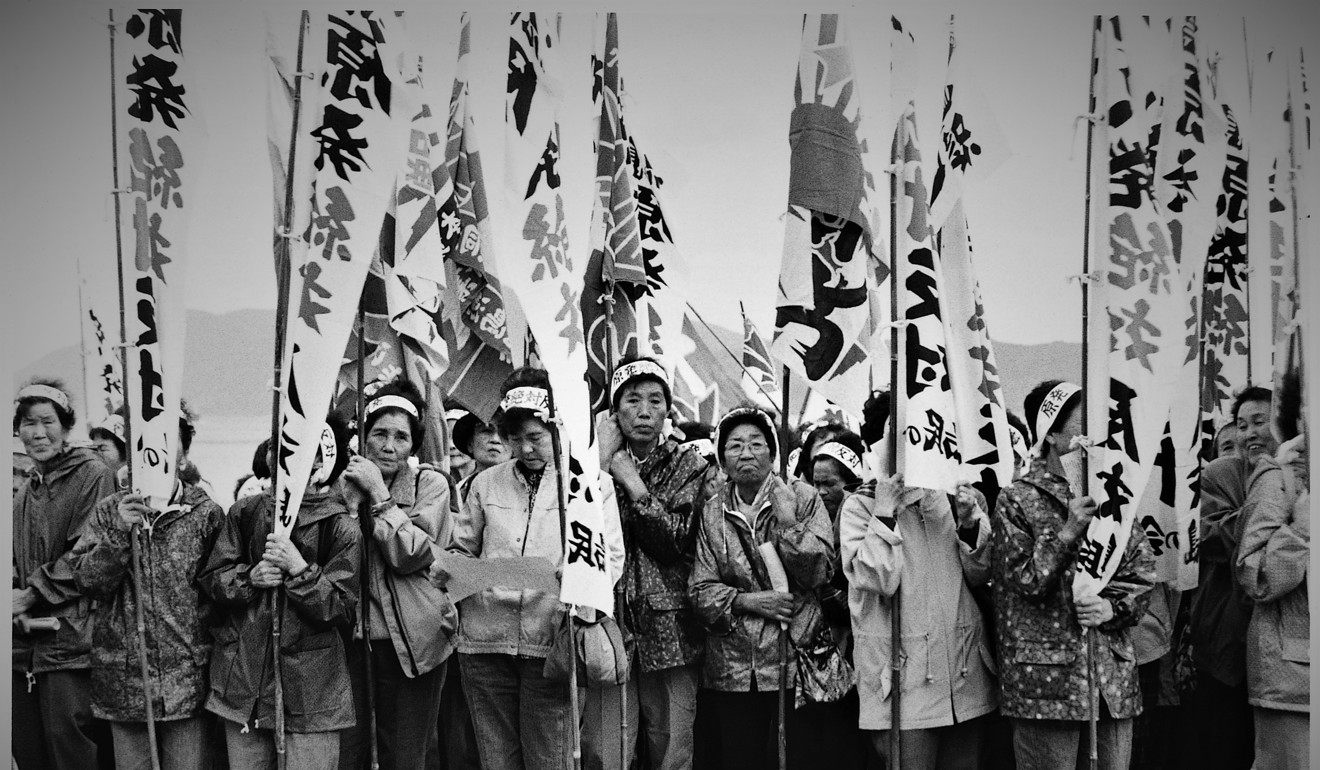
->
xmin=722 ymin=423 xmax=773 ymax=489
xmin=470 ymin=425 xmax=510 ymax=469
xmin=811 ymin=457 xmax=848 ymax=514
xmin=93 ymin=437 xmax=126 ymax=474
xmin=506 ymin=417 xmax=554 ymax=473
xmin=18 ymin=402 xmax=67 ymax=465
xmin=366 ymin=412 xmax=414 ymax=480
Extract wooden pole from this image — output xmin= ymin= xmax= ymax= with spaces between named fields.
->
xmin=887 ymin=86 xmax=904 ymax=770
xmin=545 ymin=383 xmax=581 ymax=770
xmin=109 ymin=13 xmax=161 ymax=770
xmin=1082 ymin=17 xmax=1102 ymax=770
xmin=356 ymin=306 xmax=380 ymax=770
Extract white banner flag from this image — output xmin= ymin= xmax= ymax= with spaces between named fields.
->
xmin=504 ymin=12 xmax=616 ymax=615
xmin=78 ymin=258 xmax=123 ymax=429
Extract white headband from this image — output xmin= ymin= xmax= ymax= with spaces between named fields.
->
xmin=310 ymin=423 xmax=338 ymax=485
xmin=500 ymin=387 xmax=551 ymax=419
xmin=610 ymin=360 xmax=669 ymax=405
xmin=813 ymin=441 xmax=864 ymax=480
xmin=683 ymin=438 xmax=715 ymax=458
xmin=1031 ymin=382 xmax=1081 ymax=456
xmin=1008 ymin=423 xmax=1028 ymax=463
xmin=365 ymin=394 xmax=419 ymax=420
xmin=94 ymin=415 xmax=126 ymax=443
xmin=16 ymin=384 xmax=71 ymax=413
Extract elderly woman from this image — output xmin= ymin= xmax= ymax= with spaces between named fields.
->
xmin=447 ymin=366 xmax=622 ymax=770
xmin=688 ymin=405 xmax=835 ymax=770
xmin=12 ymin=378 xmax=118 ymax=770
xmin=337 ymin=379 xmax=457 ymax=770
xmin=992 ymin=380 xmax=1156 ymax=770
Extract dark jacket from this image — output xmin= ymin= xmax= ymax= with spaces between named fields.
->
xmin=615 ymin=438 xmax=714 ymax=673
xmin=689 ymin=474 xmax=835 ymax=692
xmin=991 ymin=461 xmax=1156 ymax=720
xmin=1188 ymin=456 xmax=1252 ymax=686
xmin=70 ymin=484 xmax=226 ymax=721
xmin=13 ymin=447 xmax=117 ymax=674
xmin=198 ymin=491 xmax=361 ymax=733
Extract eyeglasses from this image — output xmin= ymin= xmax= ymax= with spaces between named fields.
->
xmin=725 ymin=441 xmax=770 ymax=456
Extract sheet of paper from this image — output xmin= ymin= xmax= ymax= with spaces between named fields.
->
xmin=434 ymin=551 xmax=559 ymax=603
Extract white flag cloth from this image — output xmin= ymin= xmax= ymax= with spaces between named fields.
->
xmin=273 ymin=11 xmax=410 ymax=536
xmin=772 ymin=14 xmax=884 ymax=422
xmin=1077 ymin=17 xmax=1185 ymax=596
xmin=113 ymin=9 xmax=198 ymax=509
xmin=892 ymin=18 xmax=960 ymax=494
xmin=504 ymin=12 xmax=618 ymax=615
xmin=930 ymin=16 xmax=1015 ymax=494
xmin=78 ymin=258 xmax=123 ymax=429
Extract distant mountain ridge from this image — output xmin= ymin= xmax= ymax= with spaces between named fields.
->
xmin=18 ymin=309 xmax=1079 ymax=421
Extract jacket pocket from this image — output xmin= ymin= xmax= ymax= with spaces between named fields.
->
xmin=281 ymin=631 xmax=346 ymax=716
xmin=1282 ymin=636 xmax=1309 ymax=663
xmin=1011 ymin=640 xmax=1077 ymax=701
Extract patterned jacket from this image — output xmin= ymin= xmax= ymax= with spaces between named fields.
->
xmin=991 ymin=462 xmax=1156 ymax=720
xmin=1236 ymin=447 xmax=1309 ymax=712
xmin=689 ymin=474 xmax=834 ymax=692
xmin=70 ymin=484 xmax=226 ymax=721
xmin=199 ymin=491 xmax=361 ymax=733
xmin=614 ymin=438 xmax=714 ymax=673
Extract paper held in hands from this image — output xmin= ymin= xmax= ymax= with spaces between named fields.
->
xmin=432 ymin=551 xmax=559 ymax=603
xmin=758 ymin=541 xmax=790 ymax=630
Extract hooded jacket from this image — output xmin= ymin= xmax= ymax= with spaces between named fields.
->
xmin=1236 ymin=445 xmax=1309 ymax=713
xmin=13 ymin=446 xmax=117 ymax=674
xmin=198 ymin=490 xmax=361 ymax=733
xmin=70 ymin=483 xmax=226 ymax=721
xmin=688 ymin=474 xmax=834 ymax=692
xmin=1188 ymin=455 xmax=1252 ymax=686
xmin=991 ymin=461 xmax=1156 ymax=721
xmin=840 ymin=482 xmax=997 ymax=730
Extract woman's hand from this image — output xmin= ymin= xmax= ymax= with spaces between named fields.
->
xmin=249 ymin=560 xmax=285 ymax=588
xmin=117 ymin=493 xmax=154 ymax=529
xmin=1075 ymin=593 xmax=1114 ymax=628
xmin=341 ymin=455 xmax=391 ymax=506
xmin=734 ymin=590 xmax=795 ymax=623
xmin=953 ymin=484 xmax=986 ymax=529
xmin=262 ymin=533 xmax=309 ymax=577
xmin=12 ymin=587 xmax=37 ymax=617
xmin=595 ymin=412 xmax=624 ymax=468
xmin=873 ymin=473 xmax=905 ymax=518
xmin=1060 ymin=495 xmax=1097 ymax=544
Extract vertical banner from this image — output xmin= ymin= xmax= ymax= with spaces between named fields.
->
xmin=78 ymin=258 xmax=124 ymax=429
xmin=113 ymin=9 xmax=196 ymax=508
xmin=1076 ymin=17 xmax=1185 ymax=596
xmin=505 ymin=12 xmax=615 ymax=615
xmin=274 ymin=11 xmax=409 ymax=535
xmin=929 ymin=16 xmax=1015 ymax=499
xmin=772 ymin=14 xmax=884 ymax=422
xmin=892 ymin=17 xmax=960 ymax=493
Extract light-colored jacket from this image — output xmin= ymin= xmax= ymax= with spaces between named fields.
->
xmin=361 ymin=465 xmax=457 ymax=677
xmin=688 ymin=474 xmax=834 ymax=692
xmin=448 ymin=461 xmax=622 ymax=658
xmin=1236 ymin=446 xmax=1309 ymax=713
xmin=840 ymin=482 xmax=997 ymax=730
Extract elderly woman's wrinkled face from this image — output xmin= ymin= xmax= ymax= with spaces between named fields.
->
xmin=366 ymin=411 xmax=414 ymax=481
xmin=18 ymin=402 xmax=67 ymax=465
xmin=1214 ymin=424 xmax=1238 ymax=460
xmin=722 ymin=423 xmax=773 ymax=489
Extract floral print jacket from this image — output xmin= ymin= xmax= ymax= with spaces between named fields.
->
xmin=991 ymin=462 xmax=1156 ymax=721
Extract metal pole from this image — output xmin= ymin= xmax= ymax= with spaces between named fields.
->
xmin=888 ymin=88 xmax=904 ymax=770
xmin=109 ymin=13 xmax=161 ymax=770
xmin=1082 ymin=17 xmax=1102 ymax=770
xmin=357 ymin=305 xmax=380 ymax=770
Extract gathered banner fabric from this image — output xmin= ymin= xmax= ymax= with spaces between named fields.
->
xmin=1077 ymin=17 xmax=1186 ymax=597
xmin=1269 ymin=50 xmax=1307 ymax=419
xmin=78 ymin=258 xmax=123 ymax=429
xmin=113 ymin=9 xmax=199 ymax=509
xmin=772 ymin=14 xmax=885 ymax=422
xmin=929 ymin=16 xmax=1015 ymax=498
xmin=273 ymin=11 xmax=410 ymax=536
xmin=741 ymin=303 xmax=780 ymax=409
xmin=504 ymin=12 xmax=616 ymax=615
xmin=891 ymin=18 xmax=960 ymax=494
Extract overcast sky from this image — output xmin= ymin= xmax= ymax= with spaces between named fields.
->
xmin=3 ymin=0 xmax=1315 ymax=380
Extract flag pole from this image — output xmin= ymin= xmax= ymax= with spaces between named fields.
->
xmin=1081 ymin=16 xmax=1102 ymax=770
xmin=683 ymin=301 xmax=780 ymax=406
xmin=109 ymin=13 xmax=161 ymax=770
xmin=887 ymin=101 xmax=903 ymax=768
xmin=269 ymin=12 xmax=310 ymax=762
xmin=777 ymin=360 xmax=790 ymax=770
xmin=545 ymin=382 xmax=582 ymax=770
xmin=356 ymin=304 xmax=381 ymax=770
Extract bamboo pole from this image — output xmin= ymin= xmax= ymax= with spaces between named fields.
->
xmin=356 ymin=306 xmax=380 ymax=770
xmin=545 ymin=383 xmax=582 ymax=770
xmin=887 ymin=82 xmax=904 ymax=770
xmin=108 ymin=12 xmax=161 ymax=770
xmin=1082 ymin=17 xmax=1102 ymax=770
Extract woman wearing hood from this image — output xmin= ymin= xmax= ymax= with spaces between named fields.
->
xmin=12 ymin=378 xmax=118 ymax=770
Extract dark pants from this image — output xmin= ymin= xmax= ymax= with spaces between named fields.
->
xmin=700 ymin=686 xmax=824 ymax=770
xmin=794 ymin=689 xmax=870 ymax=770
xmin=872 ymin=715 xmax=985 ymax=770
xmin=1173 ymin=670 xmax=1254 ymax=770
xmin=340 ymin=639 xmax=447 ymax=770
xmin=438 ymin=655 xmax=481 ymax=770
xmin=12 ymin=669 xmax=110 ymax=770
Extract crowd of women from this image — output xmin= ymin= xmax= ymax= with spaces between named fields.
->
xmin=11 ymin=356 xmax=1310 ymax=770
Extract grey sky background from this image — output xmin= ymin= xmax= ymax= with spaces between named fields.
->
xmin=3 ymin=0 xmax=1315 ymax=379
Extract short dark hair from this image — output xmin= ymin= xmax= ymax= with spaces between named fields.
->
xmin=1230 ymin=385 xmax=1272 ymax=423
xmin=497 ymin=367 xmax=552 ymax=437
xmin=861 ymin=390 xmax=891 ymax=446
xmin=1006 ymin=410 xmax=1029 ymax=444
xmin=1273 ymin=371 xmax=1302 ymax=443
xmin=805 ymin=429 xmax=866 ymax=485
xmin=13 ymin=378 xmax=76 ymax=434
xmin=252 ymin=437 xmax=272 ymax=480
xmin=1023 ymin=380 xmax=1081 ymax=447
xmin=363 ymin=378 xmax=426 ymax=453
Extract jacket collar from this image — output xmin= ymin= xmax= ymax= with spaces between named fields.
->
xmin=721 ymin=472 xmax=779 ymax=525
xmin=29 ymin=445 xmax=102 ymax=489
xmin=1020 ymin=458 xmax=1073 ymax=505
xmin=387 ymin=463 xmax=418 ymax=508
xmin=291 ymin=489 xmax=348 ymax=527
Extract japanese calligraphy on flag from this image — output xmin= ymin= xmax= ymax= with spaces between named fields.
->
xmin=1076 ymin=17 xmax=1185 ymax=596
xmin=929 ymin=16 xmax=1014 ymax=499
xmin=78 ymin=259 xmax=123 ymax=428
xmin=274 ymin=11 xmax=410 ymax=537
xmin=1270 ymin=49 xmax=1307 ymax=399
xmin=504 ymin=12 xmax=616 ymax=615
xmin=582 ymin=12 xmax=646 ymax=415
xmin=741 ymin=303 xmax=780 ymax=407
xmin=773 ymin=14 xmax=883 ymax=422
xmin=892 ymin=19 xmax=960 ymax=494
xmin=444 ymin=13 xmax=514 ymax=360
xmin=113 ymin=9 xmax=197 ymax=509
